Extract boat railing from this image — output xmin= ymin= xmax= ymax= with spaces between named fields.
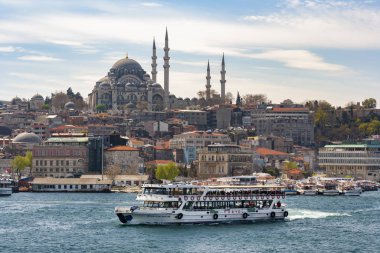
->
xmin=179 ymin=192 xmax=286 ymax=201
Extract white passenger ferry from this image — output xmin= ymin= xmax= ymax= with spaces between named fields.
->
xmin=115 ymin=183 xmax=288 ymax=225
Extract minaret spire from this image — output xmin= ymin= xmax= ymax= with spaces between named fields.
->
xmin=220 ymin=53 xmax=226 ymax=104
xmin=206 ymin=60 xmax=211 ymax=100
xmin=151 ymin=37 xmax=157 ymax=83
xmin=163 ymin=27 xmax=170 ymax=109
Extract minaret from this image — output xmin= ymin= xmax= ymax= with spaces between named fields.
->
xmin=236 ymin=91 xmax=242 ymax=106
xmin=151 ymin=38 xmax=157 ymax=83
xmin=163 ymin=28 xmax=170 ymax=109
xmin=206 ymin=60 xmax=211 ymax=100
xmin=220 ymin=53 xmax=226 ymax=103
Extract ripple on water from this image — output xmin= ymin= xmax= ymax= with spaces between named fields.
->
xmin=287 ymin=208 xmax=351 ymax=221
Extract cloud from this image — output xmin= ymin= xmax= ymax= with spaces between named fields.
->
xmin=248 ymin=49 xmax=346 ymax=72
xmin=18 ymin=55 xmax=63 ymax=62
xmin=0 ymin=46 xmax=24 ymax=53
xmin=141 ymin=2 xmax=162 ymax=7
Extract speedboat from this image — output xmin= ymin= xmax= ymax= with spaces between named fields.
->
xmin=115 ymin=183 xmax=288 ymax=225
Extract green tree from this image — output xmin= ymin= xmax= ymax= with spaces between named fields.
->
xmin=362 ymin=98 xmax=377 ymax=109
xmin=262 ymin=167 xmax=280 ymax=177
xmin=11 ymin=155 xmax=29 ymax=179
xmin=155 ymin=163 xmax=179 ymax=181
xmin=41 ymin=104 xmax=50 ymax=110
xmin=96 ymin=104 xmax=106 ymax=113
xmin=283 ymin=160 xmax=298 ymax=170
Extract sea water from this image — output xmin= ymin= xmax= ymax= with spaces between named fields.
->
xmin=1 ymin=191 xmax=379 ymax=253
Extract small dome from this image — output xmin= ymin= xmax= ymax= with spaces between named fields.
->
xmin=64 ymin=101 xmax=75 ymax=110
xmin=100 ymin=83 xmax=111 ymax=89
xmin=31 ymin=94 xmax=44 ymax=101
xmin=151 ymin=83 xmax=162 ymax=88
xmin=11 ymin=97 xmax=22 ymax=104
xmin=0 ymin=126 xmax=12 ymax=136
xmin=13 ymin=132 xmax=41 ymax=144
xmin=126 ymin=103 xmax=136 ymax=108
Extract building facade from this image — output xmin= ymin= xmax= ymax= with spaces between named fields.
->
xmin=197 ymin=144 xmax=254 ymax=179
xmin=104 ymin=145 xmax=144 ymax=174
xmin=318 ymin=140 xmax=380 ymax=182
xmin=32 ymin=137 xmax=89 ymax=178
xmin=169 ymin=131 xmax=232 ymax=164
xmin=251 ymin=107 xmax=314 ymax=146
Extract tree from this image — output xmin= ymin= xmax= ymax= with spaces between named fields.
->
xmin=155 ymin=163 xmax=179 ymax=181
xmin=52 ymin=92 xmax=69 ymax=111
xmin=67 ymin=87 xmax=75 ymax=99
xmin=362 ymin=98 xmax=377 ymax=109
xmin=281 ymin=99 xmax=294 ymax=105
xmin=11 ymin=155 xmax=29 ymax=179
xmin=96 ymin=104 xmax=106 ymax=113
xmin=262 ymin=167 xmax=280 ymax=177
xmin=225 ymin=92 xmax=234 ymax=104
xmin=242 ymin=94 xmax=267 ymax=105
xmin=104 ymin=164 xmax=121 ymax=180
xmin=283 ymin=161 xmax=298 ymax=170
xmin=41 ymin=104 xmax=50 ymax=110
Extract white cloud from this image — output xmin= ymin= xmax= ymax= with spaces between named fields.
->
xmin=248 ymin=49 xmax=346 ymax=72
xmin=0 ymin=46 xmax=25 ymax=53
xmin=18 ymin=55 xmax=62 ymax=62
xmin=141 ymin=2 xmax=162 ymax=7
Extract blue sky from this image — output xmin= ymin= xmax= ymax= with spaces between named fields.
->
xmin=0 ymin=0 xmax=380 ymax=106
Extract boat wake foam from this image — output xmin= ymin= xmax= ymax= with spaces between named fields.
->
xmin=287 ymin=208 xmax=350 ymax=221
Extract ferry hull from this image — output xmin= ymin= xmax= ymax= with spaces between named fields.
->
xmin=115 ymin=208 xmax=288 ymax=225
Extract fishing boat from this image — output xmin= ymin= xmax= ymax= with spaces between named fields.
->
xmin=115 ymin=183 xmax=288 ymax=225
xmin=0 ymin=178 xmax=12 ymax=196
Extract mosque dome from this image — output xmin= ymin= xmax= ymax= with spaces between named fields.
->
xmin=12 ymin=132 xmax=41 ymax=144
xmin=112 ymin=57 xmax=144 ymax=73
xmin=31 ymin=94 xmax=44 ymax=101
xmin=97 ymin=76 xmax=109 ymax=83
xmin=64 ymin=101 xmax=75 ymax=110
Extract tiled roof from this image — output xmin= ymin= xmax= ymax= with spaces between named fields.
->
xmin=255 ymin=147 xmax=288 ymax=156
xmin=107 ymin=145 xmax=139 ymax=151
xmin=271 ymin=108 xmax=309 ymax=112
xmin=145 ymin=160 xmax=175 ymax=165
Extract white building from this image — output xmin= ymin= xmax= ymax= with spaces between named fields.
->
xmin=318 ymin=140 xmax=380 ymax=182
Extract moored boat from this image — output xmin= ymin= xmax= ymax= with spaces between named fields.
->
xmin=343 ymin=186 xmax=362 ymax=196
xmin=115 ymin=184 xmax=288 ymax=225
xmin=0 ymin=178 xmax=12 ymax=196
xmin=320 ymin=182 xmax=340 ymax=196
xmin=300 ymin=184 xmax=318 ymax=195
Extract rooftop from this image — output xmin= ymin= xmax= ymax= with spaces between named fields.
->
xmin=106 ymin=145 xmax=139 ymax=151
xmin=255 ymin=147 xmax=288 ymax=156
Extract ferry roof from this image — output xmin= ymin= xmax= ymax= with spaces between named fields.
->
xmin=142 ymin=184 xmax=204 ymax=189
xmin=208 ymin=185 xmax=285 ymax=189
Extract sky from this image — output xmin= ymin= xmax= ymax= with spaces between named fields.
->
xmin=0 ymin=0 xmax=380 ymax=107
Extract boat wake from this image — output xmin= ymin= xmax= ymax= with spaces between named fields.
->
xmin=287 ymin=208 xmax=350 ymax=221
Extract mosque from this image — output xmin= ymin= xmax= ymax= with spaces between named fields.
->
xmin=88 ymin=29 xmax=227 ymax=112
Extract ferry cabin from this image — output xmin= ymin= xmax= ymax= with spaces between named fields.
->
xmin=31 ymin=178 xmax=112 ymax=192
